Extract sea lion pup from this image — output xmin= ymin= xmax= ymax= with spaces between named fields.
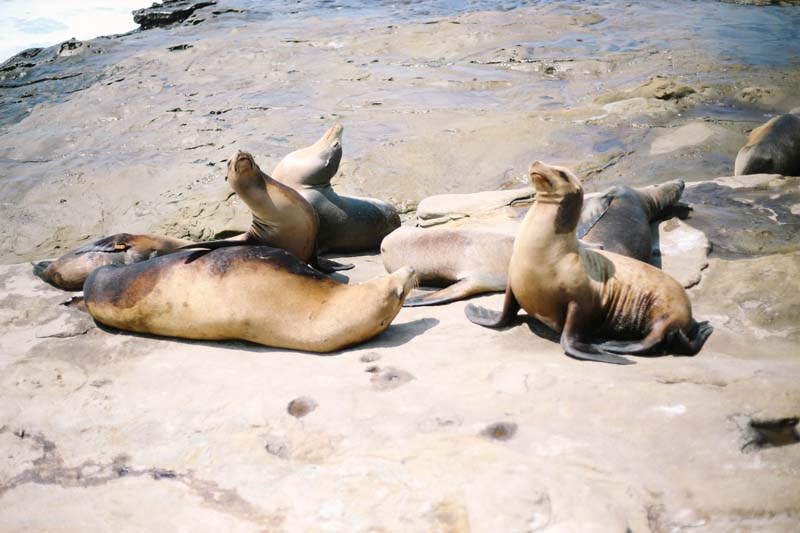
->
xmin=382 ymin=180 xmax=686 ymax=307
xmin=183 ymin=150 xmax=352 ymax=272
xmin=33 ymin=233 xmax=192 ymax=291
xmin=735 ymin=113 xmax=800 ymax=176
xmin=272 ymin=124 xmax=401 ymax=252
xmin=84 ymin=246 xmax=416 ymax=352
xmin=464 ymin=162 xmax=712 ymax=365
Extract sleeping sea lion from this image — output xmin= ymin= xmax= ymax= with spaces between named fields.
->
xmin=272 ymin=124 xmax=401 ymax=252
xmin=735 ymin=113 xmax=800 ymax=176
xmin=464 ymin=162 xmax=712 ymax=365
xmin=33 ymin=233 xmax=192 ymax=291
xmin=183 ymin=150 xmax=352 ymax=272
xmin=84 ymin=246 xmax=416 ymax=352
xmin=382 ymin=180 xmax=686 ymax=307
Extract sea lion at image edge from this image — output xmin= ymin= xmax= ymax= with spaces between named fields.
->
xmin=33 ymin=233 xmax=193 ymax=291
xmin=84 ymin=246 xmax=416 ymax=352
xmin=735 ymin=113 xmax=800 ymax=176
xmin=272 ymin=124 xmax=401 ymax=253
xmin=383 ymin=179 xmax=686 ymax=307
xmin=182 ymin=150 xmax=352 ymax=272
xmin=465 ymin=162 xmax=712 ymax=365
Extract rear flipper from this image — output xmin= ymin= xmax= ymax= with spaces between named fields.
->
xmin=32 ymin=260 xmax=53 ymax=280
xmin=404 ymin=274 xmax=504 ymax=307
xmin=560 ymin=301 xmax=635 ymax=365
xmin=315 ymin=256 xmax=354 ymax=273
xmin=667 ymin=320 xmax=714 ymax=355
xmin=560 ymin=334 xmax=635 ymax=365
xmin=74 ymin=233 xmax=133 ymax=254
xmin=464 ymin=286 xmax=520 ymax=328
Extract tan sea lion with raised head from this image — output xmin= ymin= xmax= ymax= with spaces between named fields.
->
xmin=84 ymin=246 xmax=416 ymax=352
xmin=272 ymin=124 xmax=401 ymax=252
xmin=183 ymin=150 xmax=352 ymax=272
xmin=33 ymin=233 xmax=192 ymax=291
xmin=465 ymin=162 xmax=712 ymax=365
xmin=382 ymin=180 xmax=686 ymax=307
xmin=735 ymin=113 xmax=800 ymax=176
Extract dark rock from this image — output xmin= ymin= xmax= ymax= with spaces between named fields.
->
xmin=133 ymin=1 xmax=217 ymax=30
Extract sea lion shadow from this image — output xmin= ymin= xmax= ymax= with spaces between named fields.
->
xmin=91 ymin=317 xmax=439 ymax=355
xmin=520 ymin=316 xmax=560 ymax=343
xmin=348 ymin=317 xmax=440 ymax=351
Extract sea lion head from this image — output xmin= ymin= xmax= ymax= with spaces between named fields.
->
xmin=529 ymin=161 xmax=584 ymax=233
xmin=307 ymin=123 xmax=343 ymax=186
xmin=226 ymin=150 xmax=263 ymax=190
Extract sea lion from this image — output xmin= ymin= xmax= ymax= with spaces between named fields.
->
xmin=183 ymin=150 xmax=352 ymax=272
xmin=84 ymin=245 xmax=416 ymax=352
xmin=465 ymin=162 xmax=712 ymax=365
xmin=382 ymin=180 xmax=686 ymax=307
xmin=272 ymin=124 xmax=401 ymax=253
xmin=33 ymin=233 xmax=192 ymax=291
xmin=735 ymin=114 xmax=800 ymax=176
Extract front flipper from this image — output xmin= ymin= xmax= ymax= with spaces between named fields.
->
xmin=560 ymin=301 xmax=634 ymax=365
xmin=560 ymin=335 xmax=634 ymax=365
xmin=464 ymin=286 xmax=520 ymax=328
xmin=74 ymin=233 xmax=134 ymax=254
xmin=577 ymin=192 xmax=615 ymax=239
xmin=404 ymin=274 xmax=504 ymax=307
xmin=315 ymin=256 xmax=354 ymax=273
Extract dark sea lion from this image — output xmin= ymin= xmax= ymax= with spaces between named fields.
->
xmin=84 ymin=246 xmax=416 ymax=352
xmin=272 ymin=124 xmax=401 ymax=253
xmin=465 ymin=162 xmax=712 ymax=365
xmin=735 ymin=114 xmax=800 ymax=176
xmin=33 ymin=233 xmax=192 ymax=291
xmin=382 ymin=180 xmax=686 ymax=307
xmin=183 ymin=150 xmax=352 ymax=272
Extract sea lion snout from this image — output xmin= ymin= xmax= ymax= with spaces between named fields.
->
xmin=393 ymin=265 xmax=417 ymax=299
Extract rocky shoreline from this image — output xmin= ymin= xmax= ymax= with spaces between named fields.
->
xmin=1 ymin=1 xmax=799 ymax=530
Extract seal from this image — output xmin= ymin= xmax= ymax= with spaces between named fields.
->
xmin=382 ymin=180 xmax=686 ymax=307
xmin=735 ymin=113 xmax=800 ymax=176
xmin=83 ymin=245 xmax=416 ymax=352
xmin=183 ymin=150 xmax=352 ymax=272
xmin=33 ymin=233 xmax=192 ymax=291
xmin=464 ymin=162 xmax=712 ymax=365
xmin=272 ymin=124 xmax=401 ymax=252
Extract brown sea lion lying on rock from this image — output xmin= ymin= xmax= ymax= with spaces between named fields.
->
xmin=84 ymin=246 xmax=416 ymax=352
xmin=735 ymin=113 xmax=800 ymax=176
xmin=465 ymin=162 xmax=712 ymax=365
xmin=181 ymin=150 xmax=353 ymax=273
xmin=33 ymin=234 xmax=193 ymax=291
xmin=272 ymin=124 xmax=401 ymax=253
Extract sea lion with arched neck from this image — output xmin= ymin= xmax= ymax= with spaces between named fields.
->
xmin=735 ymin=114 xmax=800 ymax=176
xmin=84 ymin=246 xmax=416 ymax=352
xmin=272 ymin=124 xmax=401 ymax=253
xmin=183 ymin=150 xmax=352 ymax=272
xmin=465 ymin=162 xmax=712 ymax=365
xmin=382 ymin=180 xmax=686 ymax=307
xmin=33 ymin=233 xmax=193 ymax=291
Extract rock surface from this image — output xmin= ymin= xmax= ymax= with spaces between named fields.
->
xmin=1 ymin=0 xmax=799 ymax=530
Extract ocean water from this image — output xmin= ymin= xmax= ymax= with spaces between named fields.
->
xmin=1 ymin=0 xmax=799 ymax=66
xmin=0 ymin=0 xmax=145 ymax=63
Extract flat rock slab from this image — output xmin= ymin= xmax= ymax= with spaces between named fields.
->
xmin=0 ymin=250 xmax=799 ymax=531
xmin=416 ymin=187 xmax=535 ymax=226
xmin=652 ymin=217 xmax=710 ymax=288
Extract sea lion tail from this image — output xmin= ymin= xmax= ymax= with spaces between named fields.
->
xmin=641 ymin=179 xmax=687 ymax=221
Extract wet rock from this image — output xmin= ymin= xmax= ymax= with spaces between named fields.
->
xmin=370 ymin=366 xmax=414 ymax=390
xmin=133 ymin=1 xmax=217 ymax=30
xmin=650 ymin=122 xmax=715 ymax=155
xmin=480 ymin=422 xmax=518 ymax=441
xmin=287 ymin=396 xmax=317 ymax=418
xmin=595 ymin=75 xmax=695 ymax=105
